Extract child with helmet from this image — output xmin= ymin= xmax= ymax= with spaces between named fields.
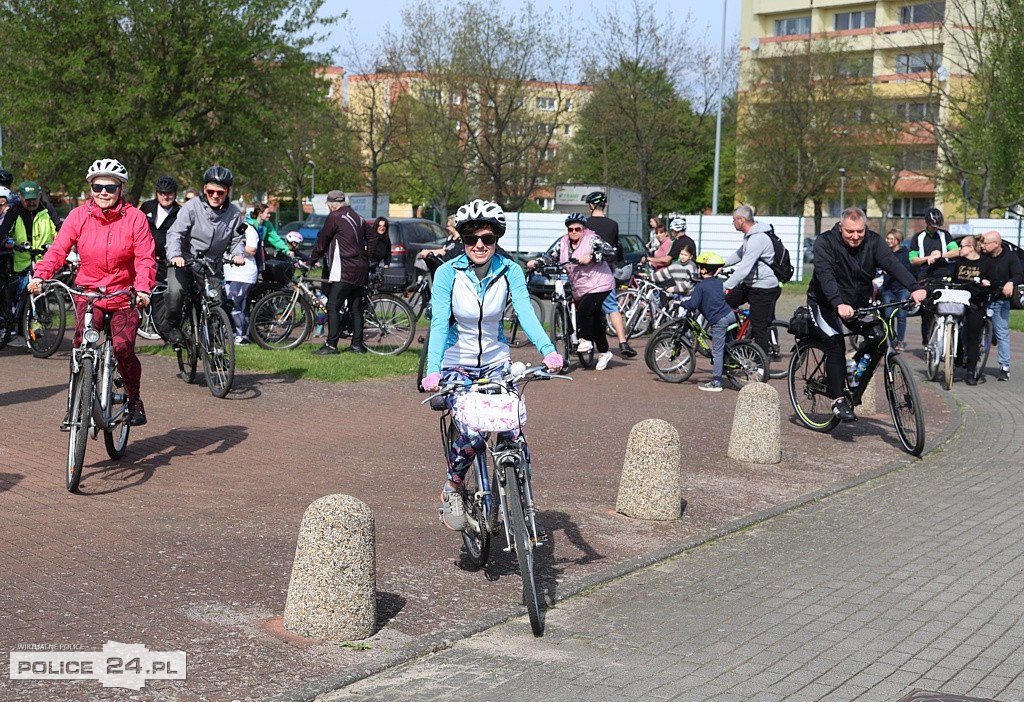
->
xmin=678 ymin=252 xmax=736 ymax=392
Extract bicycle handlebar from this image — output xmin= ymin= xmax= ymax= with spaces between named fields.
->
xmin=421 ymin=363 xmax=571 ymax=406
xmin=41 ymin=279 xmax=136 ymax=307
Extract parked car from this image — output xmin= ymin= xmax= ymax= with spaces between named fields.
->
xmin=526 ymin=233 xmax=647 ymax=298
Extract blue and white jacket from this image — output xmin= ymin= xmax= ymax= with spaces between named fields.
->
xmin=426 ymin=253 xmax=555 ymax=375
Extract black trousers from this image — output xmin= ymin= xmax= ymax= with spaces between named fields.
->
xmin=724 ymin=283 xmax=780 ymax=354
xmin=813 ymin=304 xmax=884 ymax=399
xmin=576 ymin=291 xmax=609 ymax=353
xmin=325 ymin=281 xmax=363 ymax=348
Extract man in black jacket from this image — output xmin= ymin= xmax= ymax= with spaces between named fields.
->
xmin=979 ymin=231 xmax=1024 ymax=381
xmin=808 ymin=207 xmax=927 ymax=421
xmin=138 ymin=176 xmax=181 ymax=340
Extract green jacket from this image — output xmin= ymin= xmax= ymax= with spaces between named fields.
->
xmin=247 ymin=216 xmax=288 ymax=255
xmin=12 ymin=207 xmax=58 ymax=273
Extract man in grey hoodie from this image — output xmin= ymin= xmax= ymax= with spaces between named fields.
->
xmin=164 ymin=165 xmax=245 ymax=347
xmin=723 ymin=204 xmax=780 ymax=355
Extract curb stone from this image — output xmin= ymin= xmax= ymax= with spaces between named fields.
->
xmin=275 ymin=391 xmax=964 ymax=702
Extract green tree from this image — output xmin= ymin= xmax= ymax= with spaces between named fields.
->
xmin=0 ymin=0 xmax=336 ymax=203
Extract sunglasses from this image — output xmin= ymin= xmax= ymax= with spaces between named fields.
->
xmin=91 ymin=183 xmax=120 ymax=194
xmin=567 ymin=226 xmax=584 ymax=233
xmin=462 ymin=233 xmax=498 ymax=247
xmin=205 ymin=188 xmax=227 ymax=197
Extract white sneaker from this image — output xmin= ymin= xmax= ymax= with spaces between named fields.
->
xmin=7 ymin=334 xmax=26 ymax=348
xmin=595 ymin=351 xmax=613 ymax=370
xmin=576 ymin=339 xmax=593 ymax=353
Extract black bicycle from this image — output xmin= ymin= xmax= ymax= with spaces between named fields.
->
xmin=173 ymin=256 xmax=235 ymax=398
xmin=787 ymin=299 xmax=925 ymax=456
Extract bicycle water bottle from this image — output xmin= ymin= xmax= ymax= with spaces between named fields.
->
xmin=846 ymin=358 xmax=857 ymax=385
xmin=850 ymin=356 xmax=871 ymax=387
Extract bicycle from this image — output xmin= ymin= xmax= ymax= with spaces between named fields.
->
xmin=787 ymin=299 xmax=925 ymax=456
xmin=540 ymin=261 xmax=595 ymax=371
xmin=249 ymin=264 xmax=415 ymax=354
xmin=645 ymin=308 xmax=770 ymax=388
xmin=922 ymin=280 xmax=990 ymax=389
xmin=173 ymin=256 xmax=235 ymax=398
xmin=422 ymin=362 xmax=571 ymax=636
xmin=0 ymin=244 xmax=68 ymax=357
xmin=136 ymin=283 xmax=166 ymax=341
xmin=42 ymin=281 xmax=135 ymax=492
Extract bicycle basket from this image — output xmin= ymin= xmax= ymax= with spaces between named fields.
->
xmin=935 ymin=288 xmax=971 ymax=317
xmin=262 ymin=259 xmax=295 ymax=284
xmin=453 ymin=391 xmax=526 ymax=433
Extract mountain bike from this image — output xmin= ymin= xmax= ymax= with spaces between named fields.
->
xmin=645 ymin=309 xmax=770 ymax=388
xmin=249 ymin=264 xmax=415 ymax=354
xmin=173 ymin=256 xmax=235 ymax=398
xmin=787 ymin=299 xmax=925 ymax=456
xmin=42 ymin=281 xmax=135 ymax=492
xmin=0 ymin=245 xmax=68 ymax=357
xmin=423 ymin=362 xmax=570 ymax=636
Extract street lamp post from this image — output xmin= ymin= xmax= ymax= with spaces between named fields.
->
xmin=308 ymin=160 xmax=315 ymax=204
xmin=839 ymin=167 xmax=846 ymax=212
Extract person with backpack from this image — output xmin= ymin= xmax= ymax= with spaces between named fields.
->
xmin=909 ymin=207 xmax=959 ymax=346
xmin=722 ymin=205 xmax=784 ymax=357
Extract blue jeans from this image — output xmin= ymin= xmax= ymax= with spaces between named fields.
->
xmin=602 ymin=289 xmax=620 ymax=314
xmin=225 ymin=281 xmax=252 ymax=340
xmin=990 ymin=299 xmax=1011 ymax=370
xmin=879 ymin=288 xmax=910 ymax=343
xmin=711 ymin=311 xmax=737 ymax=380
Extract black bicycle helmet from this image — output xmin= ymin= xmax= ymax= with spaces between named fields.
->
xmin=564 ymin=212 xmax=587 ymax=227
xmin=203 ymin=165 xmax=233 ymax=188
xmin=924 ymin=207 xmax=944 ymax=227
xmin=0 ymin=169 xmax=12 ymax=187
xmin=155 ymin=175 xmax=179 ymax=193
xmin=584 ymin=190 xmax=607 ymax=207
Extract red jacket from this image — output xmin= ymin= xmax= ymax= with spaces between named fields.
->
xmin=34 ymin=199 xmax=156 ymax=310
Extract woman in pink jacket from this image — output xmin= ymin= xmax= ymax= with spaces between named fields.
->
xmin=30 ymin=158 xmax=156 ymax=426
xmin=529 ymin=212 xmax=617 ymax=370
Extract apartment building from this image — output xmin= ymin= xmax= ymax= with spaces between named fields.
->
xmin=739 ymin=1 xmax=973 ymax=220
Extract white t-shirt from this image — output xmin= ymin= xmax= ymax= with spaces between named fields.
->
xmin=224 ymin=224 xmax=259 ymax=284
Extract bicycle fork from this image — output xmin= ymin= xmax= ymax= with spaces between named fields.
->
xmin=492 ymin=442 xmax=544 ymax=550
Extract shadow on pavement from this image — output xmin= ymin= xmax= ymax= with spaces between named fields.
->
xmin=0 ymin=382 xmax=66 ymax=407
xmin=75 ymin=425 xmax=250 ymax=496
xmin=223 ymin=371 xmax=305 ymax=401
xmin=376 ymin=591 xmax=407 ymax=629
xmin=0 ymin=472 xmax=25 ymax=494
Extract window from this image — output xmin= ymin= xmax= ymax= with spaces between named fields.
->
xmin=896 ymin=51 xmax=937 ymax=74
xmin=540 ymin=147 xmax=558 ymax=161
xmin=895 ymin=100 xmax=938 ymax=121
xmin=899 ymin=147 xmax=937 ymax=172
xmin=773 ymin=15 xmax=811 ymax=36
xmin=451 ymin=93 xmax=462 ymax=106
xmin=900 ymin=2 xmax=945 ymax=24
xmin=535 ymin=97 xmax=557 ymax=111
xmin=891 ymin=196 xmax=935 ymax=218
xmin=534 ymin=197 xmax=554 ymax=211
xmin=834 ymin=10 xmax=875 ymax=30
xmin=565 ymin=99 xmax=573 ymax=111
xmin=536 ymin=123 xmax=556 ymax=136
xmin=563 ymin=124 xmax=573 ymax=137
xmin=837 ymin=56 xmax=873 ymax=79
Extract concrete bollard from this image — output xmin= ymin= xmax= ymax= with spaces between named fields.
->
xmin=615 ymin=419 xmax=683 ymax=520
xmin=727 ymin=383 xmax=782 ymax=464
xmin=283 ymin=494 xmax=376 ymax=641
xmin=858 ymin=373 xmax=878 ymax=415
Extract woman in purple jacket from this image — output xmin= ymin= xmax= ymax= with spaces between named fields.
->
xmin=529 ymin=213 xmax=618 ymax=370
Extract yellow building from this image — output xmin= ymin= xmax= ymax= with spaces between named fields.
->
xmin=739 ymin=1 xmax=974 ymax=220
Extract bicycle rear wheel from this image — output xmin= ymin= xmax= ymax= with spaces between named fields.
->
xmin=504 ymin=295 xmax=544 ymax=348
xmin=976 ymin=318 xmax=993 ymax=380
xmin=788 ymin=340 xmax=839 ymax=432
xmin=551 ymin=307 xmax=571 ymax=374
xmin=23 ymin=289 xmax=66 ymax=358
xmin=505 ymin=463 xmax=542 ymax=636
xmin=885 ymin=354 xmax=925 ymax=456
xmin=363 ymin=294 xmax=414 ymax=355
xmin=942 ymin=319 xmax=955 ymax=390
xmin=202 ymin=306 xmax=235 ymax=398
xmin=177 ymin=313 xmax=198 ymax=383
xmin=103 ymin=354 xmax=131 ymax=460
xmin=925 ymin=320 xmax=940 ymax=381
xmin=136 ymin=306 xmax=162 ymax=340
xmin=250 ymin=290 xmax=312 ymax=350
xmin=67 ymin=357 xmax=94 ymax=492
xmin=461 ymin=455 xmax=492 ymax=569
xmin=645 ymin=322 xmax=695 ymax=383
xmin=766 ymin=320 xmax=796 ymax=380
xmin=723 ymin=339 xmax=769 ymax=390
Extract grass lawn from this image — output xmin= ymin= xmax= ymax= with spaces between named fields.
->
xmin=139 ymin=341 xmax=422 ymax=384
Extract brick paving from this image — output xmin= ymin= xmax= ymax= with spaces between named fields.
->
xmin=332 ymin=346 xmax=1024 ymax=702
xmin=0 ymin=324 xmax=967 ymax=701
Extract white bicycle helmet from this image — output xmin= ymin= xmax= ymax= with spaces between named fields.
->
xmin=87 ymin=158 xmax=129 ymax=184
xmin=0 ymin=186 xmax=11 ymax=200
xmin=455 ymin=199 xmax=507 ymax=236
xmin=670 ymin=217 xmax=687 ymax=233
xmin=284 ymin=231 xmax=304 ymax=245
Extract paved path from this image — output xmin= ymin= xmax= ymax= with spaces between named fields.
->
xmin=327 ymin=368 xmax=1024 ymax=701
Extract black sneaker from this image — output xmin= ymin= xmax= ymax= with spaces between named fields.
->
xmin=313 ymin=344 xmax=339 ymax=356
xmin=127 ymin=397 xmax=147 ymax=426
xmin=999 ymin=368 xmax=1009 ymax=381
xmin=618 ymin=341 xmax=637 ymax=358
xmin=166 ymin=328 xmax=183 ymax=347
xmin=347 ymin=343 xmax=369 ymax=354
xmin=965 ymin=374 xmax=978 ymax=386
xmin=832 ymin=397 xmax=856 ymax=422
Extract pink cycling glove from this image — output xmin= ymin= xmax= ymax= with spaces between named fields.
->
xmin=543 ymin=352 xmax=564 ymax=371
xmin=421 ymin=372 xmax=443 ymax=392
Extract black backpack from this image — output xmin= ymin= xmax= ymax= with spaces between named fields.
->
xmin=761 ymin=225 xmax=795 ymax=283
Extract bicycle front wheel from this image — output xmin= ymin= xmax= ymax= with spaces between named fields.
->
xmin=976 ymin=318 xmax=993 ymax=380
xmin=202 ymin=306 xmax=235 ymax=398
xmin=505 ymin=463 xmax=543 ymax=636
xmin=177 ymin=313 xmax=198 ymax=383
xmin=645 ymin=322 xmax=695 ymax=383
xmin=23 ymin=289 xmax=66 ymax=358
xmin=103 ymin=354 xmax=131 ymax=460
xmin=67 ymin=357 xmax=94 ymax=492
xmin=925 ymin=320 xmax=940 ymax=381
xmin=551 ymin=307 xmax=571 ymax=374
xmin=461 ymin=455 xmax=492 ymax=569
xmin=942 ymin=319 xmax=955 ymax=391
xmin=363 ymin=294 xmax=414 ymax=355
xmin=136 ymin=307 xmax=162 ymax=340
xmin=250 ymin=290 xmax=312 ymax=350
xmin=766 ymin=319 xmax=796 ymax=380
xmin=723 ymin=339 xmax=769 ymax=390
xmin=885 ymin=353 xmax=925 ymax=456
xmin=788 ymin=340 xmax=839 ymax=433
